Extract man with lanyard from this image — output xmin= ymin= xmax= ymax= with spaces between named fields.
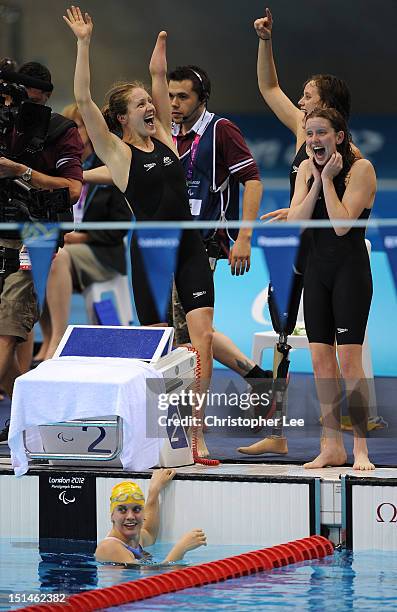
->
xmin=0 ymin=62 xmax=83 ymax=444
xmin=168 ymin=65 xmax=272 ymax=392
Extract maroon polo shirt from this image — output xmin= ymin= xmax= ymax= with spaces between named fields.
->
xmin=174 ymin=118 xmax=260 ymax=185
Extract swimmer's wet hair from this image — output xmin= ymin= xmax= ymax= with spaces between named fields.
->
xmin=304 ymin=74 xmax=351 ymax=121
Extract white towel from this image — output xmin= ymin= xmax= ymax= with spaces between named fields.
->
xmin=9 ymin=357 xmax=165 ymax=476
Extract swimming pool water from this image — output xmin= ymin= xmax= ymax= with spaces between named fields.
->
xmin=1 ymin=539 xmax=396 ymax=611
xmin=0 ymin=539 xmax=259 ymax=610
xmin=108 ymin=550 xmax=397 ymax=612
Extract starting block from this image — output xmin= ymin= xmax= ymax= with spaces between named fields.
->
xmin=15 ymin=325 xmax=197 ymax=471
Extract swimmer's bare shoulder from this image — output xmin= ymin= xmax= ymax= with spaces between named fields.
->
xmin=298 ymin=158 xmax=312 ymax=181
xmin=95 ymin=539 xmax=137 ymax=564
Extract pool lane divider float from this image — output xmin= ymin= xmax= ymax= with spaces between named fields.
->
xmin=18 ymin=536 xmax=333 ymax=612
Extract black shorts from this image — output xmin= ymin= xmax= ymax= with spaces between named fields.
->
xmin=303 ymin=245 xmax=372 ymax=346
xmin=130 ymin=230 xmax=214 ymax=325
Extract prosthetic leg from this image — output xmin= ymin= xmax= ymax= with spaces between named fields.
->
xmin=238 ymin=270 xmax=303 ymax=456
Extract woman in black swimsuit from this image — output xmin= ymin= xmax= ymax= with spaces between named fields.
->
xmin=239 ymin=8 xmax=357 ymax=458
xmin=289 ymin=108 xmax=376 ymax=470
xmin=64 ymin=6 xmax=214 ymax=457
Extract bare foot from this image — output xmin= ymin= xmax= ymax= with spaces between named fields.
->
xmin=304 ymin=448 xmax=347 ymax=469
xmin=353 ymin=453 xmax=375 ymax=471
xmin=238 ymin=436 xmax=288 ymax=455
xmin=189 ymin=428 xmax=209 ymax=458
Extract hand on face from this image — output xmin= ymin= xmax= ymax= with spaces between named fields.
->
xmin=308 ymin=157 xmax=322 ymax=183
xmin=254 ymin=7 xmax=273 ymax=40
xmin=63 ymin=5 xmax=93 ymax=41
xmin=321 ymin=152 xmax=343 ymax=181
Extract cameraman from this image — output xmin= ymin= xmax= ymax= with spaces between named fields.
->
xmin=0 ymin=61 xmax=83 ymax=444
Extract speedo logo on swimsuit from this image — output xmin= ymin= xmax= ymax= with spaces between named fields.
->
xmin=337 ymin=328 xmax=348 ymax=333
xmin=292 ymin=165 xmax=299 ymax=173
xmin=144 ymin=163 xmax=156 ymax=172
xmin=163 ymin=156 xmax=173 ymax=166
xmin=193 ymin=291 xmax=206 ymax=298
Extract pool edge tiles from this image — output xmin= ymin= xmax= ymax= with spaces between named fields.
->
xmin=2 ymin=467 xmax=318 ymax=546
xmin=3 ymin=465 xmax=397 ymax=547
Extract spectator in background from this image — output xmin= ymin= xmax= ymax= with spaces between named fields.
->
xmin=0 ymin=58 xmax=18 ymax=401
xmin=0 ymin=62 xmax=83 ymax=444
xmin=34 ymin=103 xmax=132 ymax=360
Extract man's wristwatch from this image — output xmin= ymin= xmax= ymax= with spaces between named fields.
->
xmin=20 ymin=167 xmax=33 ymax=182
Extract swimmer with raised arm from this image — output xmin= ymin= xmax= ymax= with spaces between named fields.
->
xmin=238 ymin=8 xmax=360 ymax=457
xmin=254 ymin=7 xmax=358 ymax=221
xmin=96 ymin=471 xmax=207 ymax=565
xmin=63 ymin=6 xmax=215 ymax=458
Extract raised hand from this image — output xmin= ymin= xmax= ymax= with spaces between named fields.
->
xmin=254 ymin=7 xmax=273 ymax=40
xmin=178 ymin=529 xmax=207 ymax=553
xmin=322 ymin=152 xmax=343 ymax=181
xmin=149 ymin=468 xmax=176 ymax=493
xmin=63 ymin=5 xmax=93 ymax=42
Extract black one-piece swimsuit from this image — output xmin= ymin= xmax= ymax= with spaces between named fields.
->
xmin=303 ymin=172 xmax=372 ymax=346
xmin=125 ymin=138 xmax=214 ymax=324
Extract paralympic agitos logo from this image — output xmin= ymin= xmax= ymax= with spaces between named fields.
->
xmin=376 ymin=502 xmax=397 ymax=523
xmin=59 ymin=490 xmax=76 ymax=505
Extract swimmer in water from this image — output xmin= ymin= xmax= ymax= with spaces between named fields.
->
xmin=95 ymin=471 xmax=207 ymax=564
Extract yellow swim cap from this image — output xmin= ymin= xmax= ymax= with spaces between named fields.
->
xmin=110 ymin=481 xmax=145 ymax=514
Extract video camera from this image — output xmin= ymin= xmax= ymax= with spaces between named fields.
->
xmin=0 ymin=76 xmax=71 ymax=223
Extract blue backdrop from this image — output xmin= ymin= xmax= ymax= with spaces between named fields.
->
xmin=213 ymin=248 xmax=397 ymax=377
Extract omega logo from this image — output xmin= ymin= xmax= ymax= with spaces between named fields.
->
xmin=376 ymin=502 xmax=397 ymax=523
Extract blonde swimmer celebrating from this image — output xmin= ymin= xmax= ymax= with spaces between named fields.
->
xmin=96 ymin=471 xmax=207 ymax=565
